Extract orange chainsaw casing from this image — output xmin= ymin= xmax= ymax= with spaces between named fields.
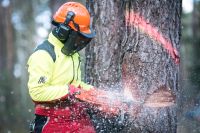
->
xmin=75 ymin=88 xmax=128 ymax=115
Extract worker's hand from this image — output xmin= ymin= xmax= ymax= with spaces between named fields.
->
xmin=67 ymin=85 xmax=82 ymax=103
xmin=75 ymin=88 xmax=129 ymax=116
xmin=68 ymin=84 xmax=81 ymax=96
xmin=74 ymin=88 xmax=97 ymax=102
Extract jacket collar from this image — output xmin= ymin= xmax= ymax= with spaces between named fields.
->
xmin=48 ymin=32 xmax=64 ymax=49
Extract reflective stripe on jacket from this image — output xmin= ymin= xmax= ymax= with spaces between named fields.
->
xmin=27 ymin=32 xmax=93 ymax=102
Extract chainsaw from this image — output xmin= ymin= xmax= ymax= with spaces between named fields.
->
xmin=75 ymin=87 xmax=175 ymax=116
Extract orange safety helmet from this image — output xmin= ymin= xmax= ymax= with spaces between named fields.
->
xmin=53 ymin=2 xmax=95 ymax=38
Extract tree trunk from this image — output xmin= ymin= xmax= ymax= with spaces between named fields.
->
xmin=0 ymin=1 xmax=14 ymax=73
xmin=192 ymin=0 xmax=200 ymax=52
xmin=0 ymin=1 xmax=15 ymax=132
xmin=85 ymin=0 xmax=181 ymax=132
xmin=191 ymin=0 xmax=200 ymax=83
xmin=49 ymin=0 xmax=66 ymax=15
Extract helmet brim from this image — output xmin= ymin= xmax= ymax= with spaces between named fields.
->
xmin=80 ymin=28 xmax=96 ymax=38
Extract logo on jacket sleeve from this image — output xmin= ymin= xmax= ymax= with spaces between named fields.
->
xmin=38 ymin=76 xmax=47 ymax=84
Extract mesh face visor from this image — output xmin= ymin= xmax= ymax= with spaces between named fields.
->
xmin=70 ymin=20 xmax=93 ymax=52
xmin=61 ymin=31 xmax=92 ymax=56
xmin=74 ymin=33 xmax=92 ymax=51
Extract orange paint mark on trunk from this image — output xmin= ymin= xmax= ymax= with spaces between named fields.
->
xmin=125 ymin=11 xmax=180 ymax=64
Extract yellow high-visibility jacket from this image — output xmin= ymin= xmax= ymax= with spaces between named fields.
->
xmin=27 ymin=32 xmax=92 ymax=102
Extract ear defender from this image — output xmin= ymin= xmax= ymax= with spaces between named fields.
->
xmin=56 ymin=11 xmax=75 ymax=41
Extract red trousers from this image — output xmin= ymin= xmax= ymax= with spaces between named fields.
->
xmin=34 ymin=102 xmax=96 ymax=133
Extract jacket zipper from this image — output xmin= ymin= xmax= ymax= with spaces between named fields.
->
xmin=70 ymin=55 xmax=75 ymax=84
xmin=77 ymin=54 xmax=81 ymax=80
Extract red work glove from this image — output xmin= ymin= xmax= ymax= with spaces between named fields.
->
xmin=68 ymin=84 xmax=81 ymax=95
xmin=67 ymin=85 xmax=82 ymax=103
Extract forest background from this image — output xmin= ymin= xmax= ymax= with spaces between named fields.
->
xmin=0 ymin=0 xmax=199 ymax=132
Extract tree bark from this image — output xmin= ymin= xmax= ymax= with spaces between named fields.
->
xmin=0 ymin=1 xmax=15 ymax=132
xmin=49 ymin=0 xmax=66 ymax=15
xmin=0 ymin=2 xmax=14 ymax=73
xmin=192 ymin=1 xmax=200 ymax=51
xmin=85 ymin=0 xmax=181 ymax=132
xmin=191 ymin=0 xmax=200 ymax=82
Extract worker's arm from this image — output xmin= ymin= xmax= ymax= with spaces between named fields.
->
xmin=27 ymin=50 xmax=69 ymax=102
xmin=70 ymin=56 xmax=94 ymax=91
xmin=63 ymin=55 xmax=126 ymax=115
